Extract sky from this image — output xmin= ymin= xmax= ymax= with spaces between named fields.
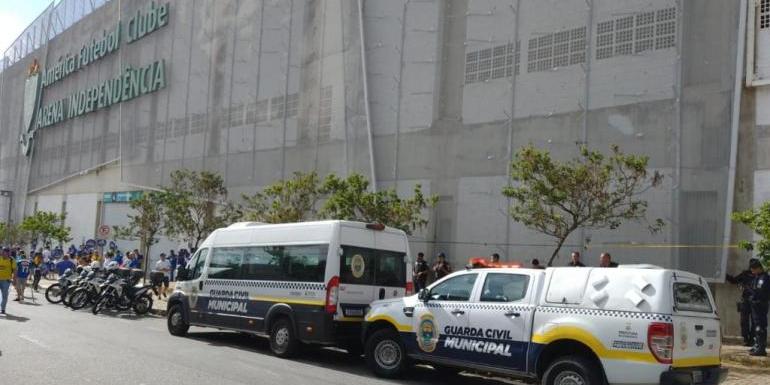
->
xmin=0 ymin=0 xmax=55 ymax=55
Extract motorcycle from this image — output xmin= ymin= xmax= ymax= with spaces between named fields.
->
xmin=61 ymin=269 xmax=90 ymax=306
xmin=69 ymin=270 xmax=107 ymax=310
xmin=92 ymin=270 xmax=153 ymax=315
xmin=45 ymin=268 xmax=77 ymax=304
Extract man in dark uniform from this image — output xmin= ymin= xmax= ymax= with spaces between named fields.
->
xmin=748 ymin=259 xmax=770 ymax=356
xmin=413 ymin=252 xmax=429 ymax=292
xmin=726 ymin=258 xmax=758 ymax=346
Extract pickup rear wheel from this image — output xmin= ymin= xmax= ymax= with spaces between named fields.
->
xmin=542 ymin=355 xmax=603 ymax=385
xmin=365 ymin=328 xmax=408 ymax=378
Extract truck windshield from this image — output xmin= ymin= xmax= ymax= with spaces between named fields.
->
xmin=340 ymin=245 xmax=406 ymax=287
xmin=673 ymin=282 xmax=713 ymax=313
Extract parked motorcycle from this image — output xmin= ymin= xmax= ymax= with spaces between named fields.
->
xmin=92 ymin=269 xmax=153 ymax=315
xmin=45 ymin=268 xmax=76 ymax=304
xmin=69 ymin=270 xmax=108 ymax=310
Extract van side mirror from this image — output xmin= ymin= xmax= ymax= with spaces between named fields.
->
xmin=176 ymin=267 xmax=189 ymax=281
xmin=418 ymin=288 xmax=430 ymax=302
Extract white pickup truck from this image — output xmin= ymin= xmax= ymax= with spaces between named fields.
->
xmin=362 ymin=266 xmax=727 ymax=385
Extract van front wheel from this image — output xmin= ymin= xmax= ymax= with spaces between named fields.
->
xmin=365 ymin=328 xmax=408 ymax=378
xmin=269 ymin=318 xmax=298 ymax=358
xmin=541 ymin=355 xmax=603 ymax=385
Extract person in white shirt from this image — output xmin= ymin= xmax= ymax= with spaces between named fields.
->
xmin=154 ymin=253 xmax=171 ymax=298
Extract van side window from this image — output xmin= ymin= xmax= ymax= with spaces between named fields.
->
xmin=480 ymin=273 xmax=529 ymax=302
xmin=340 ymin=245 xmax=406 ymax=287
xmin=190 ymin=249 xmax=208 ymax=280
xmin=209 ymin=244 xmax=328 ymax=282
xmin=209 ymin=248 xmax=243 ymax=279
xmin=429 ymin=273 xmax=477 ymax=301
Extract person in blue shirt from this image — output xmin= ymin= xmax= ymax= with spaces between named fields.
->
xmin=14 ymin=256 xmax=31 ymax=303
xmin=169 ymin=250 xmax=178 ymax=281
xmin=114 ymin=250 xmax=124 ymax=266
xmin=56 ymin=255 xmax=76 ymax=277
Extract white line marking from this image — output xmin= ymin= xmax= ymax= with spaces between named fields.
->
xmin=19 ymin=334 xmax=50 ymax=349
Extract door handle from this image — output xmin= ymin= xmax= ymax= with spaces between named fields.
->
xmin=198 ymin=281 xmax=203 ymax=290
xmin=451 ymin=309 xmax=465 ymax=316
xmin=504 ymin=311 xmax=521 ymax=318
xmin=694 ymin=324 xmax=704 ymax=331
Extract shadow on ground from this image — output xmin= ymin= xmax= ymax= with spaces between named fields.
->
xmin=185 ymin=331 xmax=522 ymax=385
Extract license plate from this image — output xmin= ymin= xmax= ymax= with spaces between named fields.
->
xmin=692 ymin=370 xmax=703 ymax=384
xmin=345 ymin=309 xmax=363 ymax=316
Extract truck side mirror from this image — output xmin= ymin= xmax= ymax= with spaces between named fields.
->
xmin=418 ymin=288 xmax=430 ymax=302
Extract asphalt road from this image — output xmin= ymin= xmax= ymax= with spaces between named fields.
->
xmin=0 ymin=289 xmax=523 ymax=385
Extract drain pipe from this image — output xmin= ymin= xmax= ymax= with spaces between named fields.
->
xmin=720 ymin=0 xmax=747 ymax=282
xmin=357 ymin=0 xmax=377 ymax=192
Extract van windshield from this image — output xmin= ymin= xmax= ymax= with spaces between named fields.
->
xmin=340 ymin=245 xmax=406 ymax=287
xmin=673 ymin=282 xmax=713 ymax=313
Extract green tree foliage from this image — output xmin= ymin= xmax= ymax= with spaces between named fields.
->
xmin=320 ymin=173 xmax=438 ymax=235
xmin=160 ymin=169 xmax=241 ymax=249
xmin=0 ymin=222 xmax=31 ymax=245
xmin=732 ymin=202 xmax=770 ymax=265
xmin=19 ymin=211 xmax=72 ymax=246
xmin=240 ymin=172 xmax=437 ymax=235
xmin=112 ymin=191 xmax=165 ymax=272
xmin=241 ymin=171 xmax=323 ymax=223
xmin=503 ymin=144 xmax=665 ymax=266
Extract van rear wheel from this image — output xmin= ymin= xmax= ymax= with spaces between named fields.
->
xmin=269 ymin=318 xmax=299 ymax=358
xmin=365 ymin=328 xmax=408 ymax=378
xmin=542 ymin=355 xmax=603 ymax=385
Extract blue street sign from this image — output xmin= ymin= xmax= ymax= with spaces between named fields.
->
xmin=85 ymin=239 xmax=96 ymax=248
xmin=97 ymin=239 xmax=106 ymax=247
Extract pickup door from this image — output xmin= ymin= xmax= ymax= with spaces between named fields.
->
xmin=461 ymin=271 xmax=537 ymax=372
xmin=670 ymin=275 xmax=721 ymax=370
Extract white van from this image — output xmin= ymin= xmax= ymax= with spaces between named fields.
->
xmin=167 ymin=220 xmax=413 ymax=357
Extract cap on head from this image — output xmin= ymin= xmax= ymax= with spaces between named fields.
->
xmin=750 ymin=259 xmax=763 ymax=270
xmin=437 ymin=252 xmax=446 ymax=258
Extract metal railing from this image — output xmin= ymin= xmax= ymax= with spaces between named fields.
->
xmin=2 ymin=0 xmax=112 ymax=71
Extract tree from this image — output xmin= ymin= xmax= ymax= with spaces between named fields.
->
xmin=241 ymin=171 xmax=323 ymax=223
xmin=732 ymin=202 xmax=770 ymax=265
xmin=19 ymin=211 xmax=71 ymax=247
xmin=503 ymin=144 xmax=665 ymax=266
xmin=113 ymin=191 xmax=165 ymax=277
xmin=160 ymin=169 xmax=240 ymax=249
xmin=320 ymin=173 xmax=438 ymax=235
xmin=0 ymin=222 xmax=31 ymax=245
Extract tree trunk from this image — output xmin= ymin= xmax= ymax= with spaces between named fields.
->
xmin=547 ymin=237 xmax=567 ymax=267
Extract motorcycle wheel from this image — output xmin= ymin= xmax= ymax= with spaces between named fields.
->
xmin=133 ymin=295 xmax=153 ymax=315
xmin=62 ymin=286 xmax=77 ymax=307
xmin=45 ymin=284 xmax=63 ymax=304
xmin=92 ymin=295 xmax=110 ymax=315
xmin=69 ymin=288 xmax=90 ymax=310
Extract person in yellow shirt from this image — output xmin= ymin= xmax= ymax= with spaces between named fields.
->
xmin=0 ymin=247 xmax=17 ymax=314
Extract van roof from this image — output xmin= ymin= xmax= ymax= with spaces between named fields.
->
xmin=218 ymin=220 xmax=407 ymax=234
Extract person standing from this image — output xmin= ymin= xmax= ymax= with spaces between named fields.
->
xmin=599 ymin=252 xmax=619 ymax=267
xmin=749 ymin=259 xmax=770 ymax=356
xmin=490 ymin=253 xmax=501 ymax=265
xmin=531 ymin=259 xmax=545 ymax=269
xmin=56 ymin=254 xmax=76 ymax=277
xmin=14 ymin=254 xmax=31 ymax=303
xmin=413 ymin=252 xmax=429 ymax=292
xmin=568 ymin=251 xmax=585 ymax=267
xmin=431 ymin=253 xmax=452 ymax=281
xmin=154 ymin=253 xmax=172 ymax=298
xmin=169 ymin=249 xmax=178 ymax=281
xmin=727 ymin=259 xmax=758 ymax=346
xmin=0 ymin=247 xmax=17 ymax=314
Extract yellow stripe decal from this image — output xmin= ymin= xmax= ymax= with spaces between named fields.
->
xmin=250 ymin=296 xmax=325 ymax=306
xmin=365 ymin=314 xmax=412 ymax=332
xmin=673 ymin=356 xmax=720 ymax=368
xmin=532 ymin=326 xmax=658 ymax=364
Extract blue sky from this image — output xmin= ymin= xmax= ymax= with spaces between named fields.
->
xmin=0 ymin=0 xmax=55 ymax=55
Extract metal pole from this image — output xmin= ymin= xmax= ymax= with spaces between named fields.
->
xmin=357 ymin=0 xmax=377 ymax=191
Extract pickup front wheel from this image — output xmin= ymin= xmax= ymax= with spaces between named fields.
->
xmin=542 ymin=355 xmax=603 ymax=385
xmin=365 ymin=328 xmax=408 ymax=378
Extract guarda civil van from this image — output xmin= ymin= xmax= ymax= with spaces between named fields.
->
xmin=166 ymin=220 xmax=413 ymax=357
xmin=362 ymin=265 xmax=727 ymax=385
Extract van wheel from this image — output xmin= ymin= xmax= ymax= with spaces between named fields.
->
xmin=542 ymin=355 xmax=603 ymax=385
xmin=365 ymin=328 xmax=408 ymax=378
xmin=269 ymin=318 xmax=298 ymax=358
xmin=167 ymin=304 xmax=189 ymax=336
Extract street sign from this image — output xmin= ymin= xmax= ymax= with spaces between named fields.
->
xmin=97 ymin=239 xmax=107 ymax=247
xmin=109 ymin=241 xmax=117 ymax=250
xmin=103 ymin=191 xmax=143 ymax=203
xmin=97 ymin=224 xmax=111 ymax=239
xmin=85 ymin=239 xmax=96 ymax=249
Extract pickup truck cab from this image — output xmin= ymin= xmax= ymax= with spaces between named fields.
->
xmin=362 ymin=266 xmax=727 ymax=385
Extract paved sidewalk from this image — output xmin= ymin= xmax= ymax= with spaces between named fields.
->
xmin=721 ymin=344 xmax=770 ymax=385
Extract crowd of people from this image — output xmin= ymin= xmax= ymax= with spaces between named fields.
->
xmin=410 ymin=250 xmax=619 ymax=292
xmin=0 ymin=242 xmax=195 ymax=315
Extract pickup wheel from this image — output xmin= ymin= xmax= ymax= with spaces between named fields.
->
xmin=542 ymin=355 xmax=603 ymax=385
xmin=365 ymin=328 xmax=408 ymax=378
